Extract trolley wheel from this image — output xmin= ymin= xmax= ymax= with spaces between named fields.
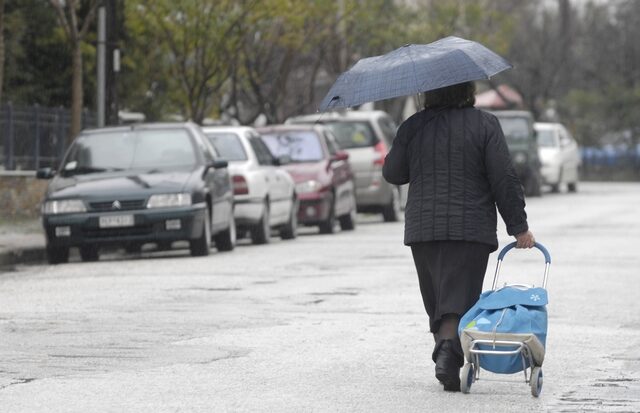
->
xmin=530 ymin=367 xmax=543 ymax=397
xmin=460 ymin=363 xmax=474 ymax=394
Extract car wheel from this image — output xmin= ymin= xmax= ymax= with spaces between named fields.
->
xmin=525 ymin=170 xmax=542 ymax=197
xmin=125 ymin=244 xmax=141 ymax=254
xmin=319 ymin=200 xmax=337 ymax=234
xmin=251 ymin=200 xmax=271 ymax=244
xmin=214 ymin=209 xmax=236 ymax=252
xmin=567 ymin=181 xmax=578 ymax=193
xmin=190 ymin=208 xmax=211 ymax=256
xmin=382 ymin=188 xmax=400 ymax=222
xmin=280 ymin=197 xmax=298 ymax=240
xmin=79 ymin=245 xmax=99 ymax=262
xmin=46 ymin=245 xmax=69 ymax=265
xmin=550 ymin=170 xmax=562 ymax=193
xmin=339 ymin=195 xmax=357 ymax=231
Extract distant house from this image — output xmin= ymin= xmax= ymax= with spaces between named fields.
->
xmin=475 ymin=84 xmax=523 ymax=110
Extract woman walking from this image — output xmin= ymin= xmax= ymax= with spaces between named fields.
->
xmin=382 ymin=81 xmax=535 ymax=392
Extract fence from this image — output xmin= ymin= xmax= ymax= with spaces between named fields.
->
xmin=0 ymin=103 xmax=96 ymax=171
xmin=581 ymin=146 xmax=640 ymax=181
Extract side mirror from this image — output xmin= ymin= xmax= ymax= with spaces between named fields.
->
xmin=331 ymin=151 xmax=349 ymax=162
xmin=36 ymin=167 xmax=55 ymax=179
xmin=203 ymin=159 xmax=228 ymax=177
xmin=211 ymin=159 xmax=228 ymax=169
xmin=273 ymin=155 xmax=291 ymax=166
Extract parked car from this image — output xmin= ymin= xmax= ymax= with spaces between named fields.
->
xmin=257 ymin=124 xmax=357 ymax=234
xmin=36 ymin=122 xmax=235 ymax=264
xmin=534 ymin=122 xmax=581 ymax=193
xmin=202 ymin=126 xmax=298 ymax=244
xmin=492 ymin=110 xmax=543 ymax=197
xmin=286 ymin=110 xmax=402 ymax=221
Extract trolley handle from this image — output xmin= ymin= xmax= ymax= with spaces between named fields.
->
xmin=497 ymin=242 xmax=551 ymax=264
xmin=492 ymin=242 xmax=551 ymax=290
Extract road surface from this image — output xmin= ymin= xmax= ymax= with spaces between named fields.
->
xmin=0 ymin=182 xmax=639 ymax=412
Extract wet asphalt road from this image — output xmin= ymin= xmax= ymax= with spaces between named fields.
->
xmin=0 ymin=182 xmax=639 ymax=412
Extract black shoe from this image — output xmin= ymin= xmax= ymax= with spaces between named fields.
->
xmin=433 ymin=339 xmax=464 ymax=392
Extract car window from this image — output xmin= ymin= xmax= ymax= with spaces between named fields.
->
xmin=378 ymin=117 xmax=397 ymax=144
xmin=249 ymin=136 xmax=274 ymax=166
xmin=558 ymin=127 xmax=573 ymax=147
xmin=496 ymin=117 xmax=531 ymax=140
xmin=61 ymin=128 xmax=197 ymax=175
xmin=195 ymin=131 xmax=215 ymax=163
xmin=260 ymin=130 xmax=325 ymax=162
xmin=324 ymin=131 xmax=339 ymax=156
xmin=536 ymin=129 xmax=558 ymax=148
xmin=323 ymin=121 xmax=378 ymax=149
xmin=205 ymin=132 xmax=248 ymax=161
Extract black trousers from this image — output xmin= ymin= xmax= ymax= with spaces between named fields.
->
xmin=411 ymin=241 xmax=492 ymax=333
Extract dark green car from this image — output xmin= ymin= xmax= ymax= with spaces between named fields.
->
xmin=492 ymin=110 xmax=543 ymax=197
xmin=36 ymin=123 xmax=236 ymax=264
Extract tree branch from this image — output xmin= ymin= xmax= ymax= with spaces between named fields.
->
xmin=48 ymin=0 xmax=72 ymax=40
xmin=79 ymin=0 xmax=100 ymax=40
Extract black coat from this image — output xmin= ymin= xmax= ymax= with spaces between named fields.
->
xmin=383 ymin=107 xmax=528 ymax=250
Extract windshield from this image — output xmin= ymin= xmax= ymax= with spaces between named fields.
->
xmin=61 ymin=129 xmax=197 ymax=176
xmin=496 ymin=117 xmax=531 ymax=141
xmin=205 ymin=132 xmax=248 ymax=161
xmin=323 ymin=121 xmax=378 ymax=149
xmin=536 ymin=129 xmax=558 ymax=148
xmin=260 ymin=131 xmax=324 ymax=162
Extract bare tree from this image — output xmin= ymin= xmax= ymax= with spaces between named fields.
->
xmin=131 ymin=0 xmax=254 ymax=124
xmin=48 ymin=0 xmax=98 ymax=143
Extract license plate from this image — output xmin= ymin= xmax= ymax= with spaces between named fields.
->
xmin=99 ymin=215 xmax=134 ymax=228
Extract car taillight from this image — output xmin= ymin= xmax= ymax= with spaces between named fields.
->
xmin=373 ymin=141 xmax=387 ymax=166
xmin=232 ymin=175 xmax=249 ymax=195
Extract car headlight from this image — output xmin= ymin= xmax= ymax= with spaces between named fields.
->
xmin=513 ymin=152 xmax=528 ymax=164
xmin=295 ymin=180 xmax=323 ymax=194
xmin=147 ymin=193 xmax=192 ymax=208
xmin=43 ymin=199 xmax=86 ymax=214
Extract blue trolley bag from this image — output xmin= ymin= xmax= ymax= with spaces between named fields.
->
xmin=458 ymin=243 xmax=551 ymax=375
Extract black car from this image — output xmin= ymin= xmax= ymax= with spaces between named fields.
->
xmin=36 ymin=123 xmax=236 ymax=264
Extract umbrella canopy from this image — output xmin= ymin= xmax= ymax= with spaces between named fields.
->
xmin=320 ymin=36 xmax=512 ymax=111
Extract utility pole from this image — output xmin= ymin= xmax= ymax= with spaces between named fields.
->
xmin=105 ymin=0 xmax=121 ymax=125
xmin=337 ymin=0 xmax=347 ymax=72
xmin=96 ymin=4 xmax=106 ymax=127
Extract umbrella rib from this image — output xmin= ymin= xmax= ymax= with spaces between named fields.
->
xmin=405 ymin=44 xmax=422 ymax=95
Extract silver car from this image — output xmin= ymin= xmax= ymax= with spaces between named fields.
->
xmin=286 ymin=110 xmax=401 ymax=222
xmin=202 ymin=126 xmax=298 ymax=244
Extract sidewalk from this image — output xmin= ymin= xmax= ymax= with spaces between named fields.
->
xmin=0 ymin=219 xmax=46 ymax=267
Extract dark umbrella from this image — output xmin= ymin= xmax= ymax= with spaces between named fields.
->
xmin=319 ymin=36 xmax=512 ymax=111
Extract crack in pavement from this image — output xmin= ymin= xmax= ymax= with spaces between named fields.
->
xmin=0 ymin=377 xmax=36 ymax=392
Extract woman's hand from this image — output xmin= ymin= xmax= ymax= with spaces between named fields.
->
xmin=515 ymin=230 xmax=535 ymax=248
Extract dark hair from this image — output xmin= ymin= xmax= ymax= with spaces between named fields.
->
xmin=423 ymin=81 xmax=476 ymax=110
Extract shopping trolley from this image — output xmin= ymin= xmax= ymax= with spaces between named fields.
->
xmin=458 ymin=242 xmax=551 ymax=397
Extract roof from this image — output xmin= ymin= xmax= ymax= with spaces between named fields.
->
xmin=533 ymin=122 xmax=562 ymax=130
xmin=201 ymin=126 xmax=258 ymax=135
xmin=256 ymin=124 xmax=325 ymax=134
xmin=81 ymin=122 xmax=197 ymax=135
xmin=475 ymin=85 xmax=523 ymax=109
xmin=286 ymin=110 xmax=389 ymax=124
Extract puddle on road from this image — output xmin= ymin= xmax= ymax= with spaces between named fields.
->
xmin=181 ymin=287 xmax=243 ymax=292
xmin=551 ymin=376 xmax=640 ymax=412
xmin=311 ymin=291 xmax=359 ymax=296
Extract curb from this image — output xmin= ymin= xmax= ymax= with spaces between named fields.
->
xmin=0 ymin=246 xmax=47 ymax=267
